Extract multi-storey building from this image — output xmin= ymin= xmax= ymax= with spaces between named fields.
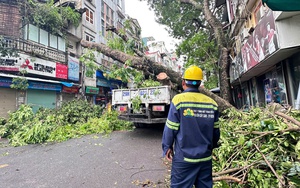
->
xmin=144 ymin=39 xmax=178 ymax=71
xmin=0 ymin=0 xmax=84 ymax=117
xmin=0 ymin=0 xmax=128 ymax=118
xmin=220 ymin=0 xmax=300 ymax=109
xmin=59 ymin=0 xmax=126 ymax=105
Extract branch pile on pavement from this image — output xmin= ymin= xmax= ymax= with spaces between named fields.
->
xmin=160 ymin=104 xmax=300 ymax=187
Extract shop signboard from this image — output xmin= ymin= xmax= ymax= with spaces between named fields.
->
xmin=241 ymin=10 xmax=279 ymax=71
xmin=85 ymin=86 xmax=99 ymax=95
xmin=62 ymin=85 xmax=79 ymax=93
xmin=28 ymin=81 xmax=61 ymax=91
xmin=19 ymin=54 xmax=56 ymax=78
xmin=0 ymin=56 xmax=21 ymax=71
xmin=68 ymin=56 xmax=80 ymax=81
xmin=0 ymin=77 xmax=12 ymax=87
xmin=96 ymin=78 xmax=110 ymax=88
xmin=56 ymin=63 xmax=68 ymax=79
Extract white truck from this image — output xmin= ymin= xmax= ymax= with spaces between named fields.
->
xmin=112 ymin=86 xmax=178 ymax=127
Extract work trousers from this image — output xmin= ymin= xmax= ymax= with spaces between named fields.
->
xmin=171 ymin=159 xmax=212 ymax=188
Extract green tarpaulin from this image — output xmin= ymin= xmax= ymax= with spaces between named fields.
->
xmin=262 ymin=0 xmax=300 ymax=11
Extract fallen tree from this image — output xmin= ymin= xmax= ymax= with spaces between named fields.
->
xmin=80 ymin=39 xmax=182 ymax=87
xmin=80 ymin=39 xmax=235 ymax=112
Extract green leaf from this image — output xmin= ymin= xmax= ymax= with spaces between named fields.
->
xmin=284 ymin=141 xmax=289 ymax=147
xmin=238 ymin=135 xmax=245 ymax=145
xmin=246 ymin=140 xmax=253 ymax=148
xmin=252 ymin=169 xmax=258 ymax=176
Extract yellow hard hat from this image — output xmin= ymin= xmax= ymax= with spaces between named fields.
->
xmin=182 ymin=65 xmax=203 ymax=81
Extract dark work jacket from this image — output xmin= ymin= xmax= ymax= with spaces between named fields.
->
xmin=162 ymin=88 xmax=220 ymax=163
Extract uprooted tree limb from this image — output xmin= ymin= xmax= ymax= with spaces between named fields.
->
xmin=80 ymin=39 xmax=182 ymax=86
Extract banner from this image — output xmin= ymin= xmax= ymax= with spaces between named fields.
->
xmin=68 ymin=56 xmax=80 ymax=81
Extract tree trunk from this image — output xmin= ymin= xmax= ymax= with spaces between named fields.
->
xmin=199 ymin=87 xmax=235 ymax=112
xmin=202 ymin=0 xmax=232 ymax=104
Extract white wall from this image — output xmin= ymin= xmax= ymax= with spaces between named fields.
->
xmin=276 ymin=14 xmax=300 ymax=49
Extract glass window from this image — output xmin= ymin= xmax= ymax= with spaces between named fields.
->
xmin=290 ymin=55 xmax=300 ymax=97
xmin=50 ymin=34 xmax=58 ymax=49
xmin=86 ymin=8 xmax=94 ymax=24
xmin=101 ymin=19 xmax=105 ymax=37
xmin=28 ymin=24 xmax=39 ymax=42
xmin=85 ymin=33 xmax=94 ymax=42
xmin=58 ymin=37 xmax=66 ymax=51
xmin=40 ymin=29 xmax=48 ymax=46
xmin=111 ymin=10 xmax=114 ymax=25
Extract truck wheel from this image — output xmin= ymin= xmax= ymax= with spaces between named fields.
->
xmin=134 ymin=123 xmax=145 ymax=128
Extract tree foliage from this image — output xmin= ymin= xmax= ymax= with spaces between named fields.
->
xmin=145 ymin=0 xmax=207 ymax=39
xmin=177 ymin=31 xmax=219 ymax=89
xmin=0 ymin=100 xmax=133 ymax=146
xmin=142 ymin=0 xmax=231 ymax=101
xmin=26 ymin=0 xmax=81 ymax=35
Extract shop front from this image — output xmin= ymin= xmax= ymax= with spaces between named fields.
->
xmin=95 ymin=70 xmax=124 ymax=106
xmin=85 ymin=86 xmax=99 ymax=104
xmin=26 ymin=81 xmax=61 ymax=113
xmin=287 ymin=52 xmax=300 ymax=108
xmin=0 ymin=77 xmax=16 ymax=118
xmin=61 ymin=85 xmax=79 ymax=103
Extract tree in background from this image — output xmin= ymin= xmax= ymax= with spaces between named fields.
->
xmin=142 ymin=0 xmax=232 ymax=103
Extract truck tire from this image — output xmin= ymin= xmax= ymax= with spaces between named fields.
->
xmin=134 ymin=123 xmax=146 ymax=128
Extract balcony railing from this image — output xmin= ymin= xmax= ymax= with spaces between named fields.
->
xmin=1 ymin=37 xmax=67 ymax=63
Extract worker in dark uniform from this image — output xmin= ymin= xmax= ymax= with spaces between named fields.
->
xmin=162 ymin=65 xmax=220 ymax=188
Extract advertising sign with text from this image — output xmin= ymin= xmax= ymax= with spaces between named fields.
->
xmin=0 ymin=77 xmax=12 ymax=87
xmin=68 ymin=56 xmax=80 ymax=81
xmin=19 ymin=54 xmax=56 ymax=78
xmin=62 ymin=85 xmax=79 ymax=93
xmin=28 ymin=81 xmax=61 ymax=91
xmin=56 ymin=63 xmax=68 ymax=79
xmin=0 ymin=56 xmax=21 ymax=71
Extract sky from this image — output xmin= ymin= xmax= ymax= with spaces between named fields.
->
xmin=124 ymin=0 xmax=180 ymax=52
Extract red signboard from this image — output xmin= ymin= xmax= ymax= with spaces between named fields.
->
xmin=56 ymin=63 xmax=68 ymax=79
xmin=62 ymin=86 xmax=79 ymax=93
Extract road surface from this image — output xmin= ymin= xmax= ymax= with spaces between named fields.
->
xmin=0 ymin=125 xmax=169 ymax=188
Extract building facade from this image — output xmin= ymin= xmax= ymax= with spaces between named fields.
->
xmin=0 ymin=0 xmax=129 ymax=117
xmin=0 ymin=0 xmax=82 ymax=118
xmin=224 ymin=0 xmax=300 ymax=109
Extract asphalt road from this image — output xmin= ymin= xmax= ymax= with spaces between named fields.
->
xmin=0 ymin=125 xmax=169 ymax=188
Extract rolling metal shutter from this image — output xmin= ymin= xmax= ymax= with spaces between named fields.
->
xmin=0 ymin=88 xmax=16 ymax=118
xmin=27 ymin=90 xmax=57 ymax=113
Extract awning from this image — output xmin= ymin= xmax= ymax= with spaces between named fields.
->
xmin=60 ymin=81 xmax=74 ymax=87
xmin=0 ymin=73 xmax=79 ymax=86
xmin=96 ymin=70 xmax=106 ymax=79
xmin=262 ymin=0 xmax=300 ymax=11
